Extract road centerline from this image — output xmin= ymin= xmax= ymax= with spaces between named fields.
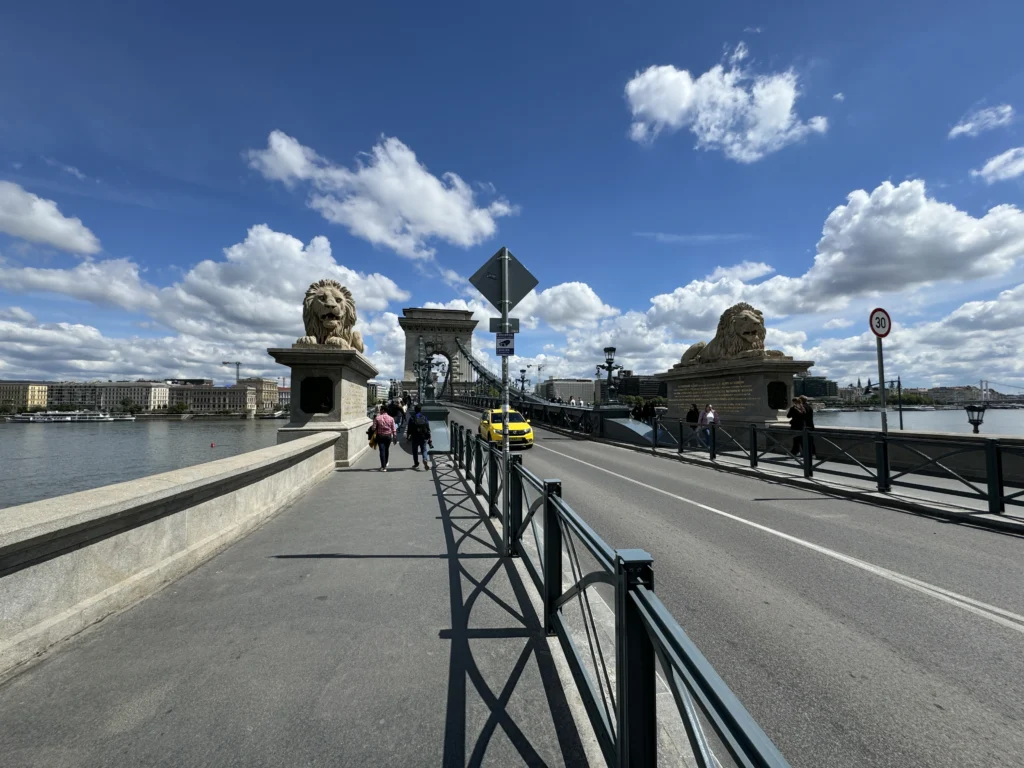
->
xmin=532 ymin=442 xmax=1024 ymax=635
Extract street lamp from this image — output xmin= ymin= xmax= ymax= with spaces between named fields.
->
xmin=518 ymin=368 xmax=529 ymax=392
xmin=965 ymin=403 xmax=986 ymax=434
xmin=864 ymin=375 xmax=904 ymax=430
xmin=596 ymin=346 xmax=623 ymax=404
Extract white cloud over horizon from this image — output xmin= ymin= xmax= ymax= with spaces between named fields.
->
xmin=0 ymin=181 xmax=101 ymax=255
xmin=4 ymin=173 xmax=1024 ymax=388
xmin=624 ymin=42 xmax=828 ymax=162
xmin=246 ymin=131 xmax=517 ymax=260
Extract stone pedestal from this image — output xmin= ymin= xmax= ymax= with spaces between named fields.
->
xmin=267 ymin=347 xmax=379 ymax=467
xmin=655 ymin=357 xmax=814 ymax=423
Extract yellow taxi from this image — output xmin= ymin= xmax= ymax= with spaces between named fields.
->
xmin=478 ymin=408 xmax=534 ymax=448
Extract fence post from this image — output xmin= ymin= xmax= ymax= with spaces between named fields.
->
xmin=652 ymin=415 xmax=659 ymax=453
xmin=450 ymin=422 xmax=456 ymax=460
xmin=985 ymin=439 xmax=1005 ymax=515
xmin=875 ymin=436 xmax=891 ymax=492
xmin=678 ymin=421 xmax=684 ymax=454
xmin=543 ymin=480 xmax=563 ymax=636
xmin=615 ymin=549 xmax=656 ymax=767
xmin=474 ymin=437 xmax=484 ymax=497
xmin=802 ymin=427 xmax=812 ymax=478
xmin=465 ymin=428 xmax=473 ymax=475
xmin=750 ymin=423 xmax=758 ymax=468
xmin=709 ymin=424 xmax=717 ymax=461
xmin=488 ymin=444 xmax=499 ymax=517
xmin=509 ymin=455 xmax=523 ymax=557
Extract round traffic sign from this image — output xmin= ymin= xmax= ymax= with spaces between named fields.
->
xmin=869 ymin=307 xmax=891 ymax=338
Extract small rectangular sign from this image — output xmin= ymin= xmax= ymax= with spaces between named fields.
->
xmin=489 ymin=317 xmax=520 ymax=333
xmin=495 ymin=333 xmax=514 ymax=356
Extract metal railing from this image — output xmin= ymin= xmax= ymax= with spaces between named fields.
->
xmin=448 ymin=421 xmax=791 ymax=767
xmin=650 ymin=418 xmax=1020 ymax=516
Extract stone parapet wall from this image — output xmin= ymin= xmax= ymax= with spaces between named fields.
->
xmin=0 ymin=432 xmax=339 ymax=680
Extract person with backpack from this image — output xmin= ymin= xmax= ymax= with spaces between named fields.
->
xmin=371 ymin=404 xmax=397 ymax=471
xmin=407 ymin=404 xmax=433 ymax=470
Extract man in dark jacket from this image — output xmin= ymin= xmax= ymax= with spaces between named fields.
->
xmin=406 ymin=404 xmax=433 ymax=470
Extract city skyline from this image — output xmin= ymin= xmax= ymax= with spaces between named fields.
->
xmin=2 ymin=3 xmax=1024 ymax=389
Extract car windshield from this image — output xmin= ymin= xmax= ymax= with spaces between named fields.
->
xmin=490 ymin=412 xmax=527 ymax=424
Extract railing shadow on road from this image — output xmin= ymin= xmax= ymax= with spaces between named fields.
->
xmin=430 ymin=453 xmax=589 ymax=768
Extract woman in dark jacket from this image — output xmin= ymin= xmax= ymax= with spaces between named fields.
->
xmin=787 ymin=398 xmax=805 ymax=457
xmin=798 ymin=395 xmax=817 ymax=458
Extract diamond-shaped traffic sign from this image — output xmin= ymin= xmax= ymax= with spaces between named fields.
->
xmin=469 ymin=247 xmax=538 ymax=312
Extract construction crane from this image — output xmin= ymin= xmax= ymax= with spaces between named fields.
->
xmin=221 ymin=361 xmax=244 ymax=383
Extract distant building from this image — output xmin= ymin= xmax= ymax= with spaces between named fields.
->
xmin=927 ymin=386 xmax=979 ymax=404
xmin=238 ymin=377 xmax=280 ymax=411
xmin=837 ymin=386 xmax=862 ymax=403
xmin=0 ymin=381 xmax=48 ymax=410
xmin=794 ymin=375 xmax=839 ymax=399
xmin=165 ymin=378 xmax=213 ymax=386
xmin=539 ymin=378 xmax=595 ymax=403
xmin=278 ymin=387 xmax=290 ymax=407
xmin=617 ymin=374 xmax=667 ymax=399
xmin=45 ymin=381 xmax=168 ymax=410
xmin=168 ymin=383 xmax=256 ymax=412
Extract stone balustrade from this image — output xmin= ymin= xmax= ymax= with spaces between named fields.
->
xmin=0 ymin=432 xmax=339 ymax=679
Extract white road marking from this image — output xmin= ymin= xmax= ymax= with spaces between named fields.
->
xmin=533 ymin=442 xmax=1024 ymax=636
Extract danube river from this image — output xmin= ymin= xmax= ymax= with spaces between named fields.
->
xmin=0 ymin=419 xmax=281 ymax=510
xmin=2 ymin=409 xmax=1023 ymax=509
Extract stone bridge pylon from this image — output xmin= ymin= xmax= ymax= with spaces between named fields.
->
xmin=398 ymin=308 xmax=478 ymax=396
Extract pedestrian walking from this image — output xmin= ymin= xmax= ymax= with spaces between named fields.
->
xmin=387 ymin=399 xmax=403 ymax=434
xmin=698 ymin=404 xmax=716 ymax=447
xmin=407 ymin=404 xmax=434 ymax=470
xmin=787 ymin=397 xmax=805 ymax=458
xmin=685 ymin=403 xmax=700 ymax=445
xmin=372 ymin=404 xmax=397 ymax=471
xmin=798 ymin=395 xmax=817 ymax=458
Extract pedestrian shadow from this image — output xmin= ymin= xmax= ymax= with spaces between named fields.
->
xmin=431 ymin=455 xmax=588 ymax=767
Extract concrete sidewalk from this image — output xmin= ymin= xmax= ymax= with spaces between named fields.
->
xmin=0 ymin=440 xmax=592 ymax=767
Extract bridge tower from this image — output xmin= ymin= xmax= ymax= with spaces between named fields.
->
xmin=397 ymin=308 xmax=478 ymax=396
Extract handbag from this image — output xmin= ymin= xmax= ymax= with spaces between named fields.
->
xmin=366 ymin=422 xmax=377 ymax=448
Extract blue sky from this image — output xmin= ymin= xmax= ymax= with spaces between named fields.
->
xmin=2 ymin=1 xmax=1024 ymax=389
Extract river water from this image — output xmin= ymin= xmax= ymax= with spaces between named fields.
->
xmin=812 ymin=408 xmax=1024 ymax=436
xmin=2 ymin=410 xmax=1022 ymax=510
xmin=0 ymin=419 xmax=281 ymax=510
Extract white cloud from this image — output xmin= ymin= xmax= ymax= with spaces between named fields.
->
xmin=635 ymin=231 xmax=753 ymax=244
xmin=833 ymin=92 xmax=845 ymax=102
xmin=971 ymin=147 xmax=1024 ymax=184
xmin=247 ymin=131 xmax=517 ymax=259
xmin=823 ymin=318 xmax=853 ymax=329
xmin=0 ymin=224 xmax=411 ymax=381
xmin=0 ymin=181 xmax=101 ymax=254
xmin=707 ymin=261 xmax=774 ymax=281
xmin=518 ymin=282 xmax=620 ymax=332
xmin=43 ymin=157 xmax=88 ymax=181
xmin=625 ymin=43 xmax=827 ymax=162
xmin=647 ymin=179 xmax=1024 ymax=331
xmin=949 ymin=104 xmax=1014 ymax=139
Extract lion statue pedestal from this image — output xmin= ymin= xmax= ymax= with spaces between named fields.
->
xmin=655 ymin=303 xmax=814 ymax=425
xmin=266 ymin=279 xmax=378 ymax=468
xmin=267 ymin=347 xmax=378 ymax=468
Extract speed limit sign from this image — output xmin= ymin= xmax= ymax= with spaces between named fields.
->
xmin=869 ymin=307 xmax=891 ymax=338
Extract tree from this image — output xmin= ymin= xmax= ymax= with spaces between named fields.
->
xmin=167 ymin=402 xmax=190 ymax=414
xmin=119 ymin=397 xmax=143 ymax=414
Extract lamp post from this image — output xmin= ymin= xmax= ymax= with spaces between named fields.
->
xmin=596 ymin=346 xmax=623 ymax=405
xmin=864 ymin=375 xmax=904 ymax=430
xmin=518 ymin=368 xmax=529 ymax=392
xmin=965 ymin=403 xmax=986 ymax=434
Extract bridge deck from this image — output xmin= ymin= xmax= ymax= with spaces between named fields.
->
xmin=0 ymin=442 xmax=592 ymax=767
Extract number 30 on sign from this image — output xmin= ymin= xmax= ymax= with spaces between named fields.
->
xmin=869 ymin=308 xmax=891 ymax=338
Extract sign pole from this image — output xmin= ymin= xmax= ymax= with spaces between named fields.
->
xmin=876 ymin=334 xmax=888 ymax=435
xmin=499 ymin=248 xmax=511 ymax=533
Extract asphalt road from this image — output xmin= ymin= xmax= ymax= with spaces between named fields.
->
xmin=449 ymin=407 xmax=1024 ymax=768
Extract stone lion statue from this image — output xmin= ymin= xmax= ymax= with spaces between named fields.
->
xmin=679 ymin=302 xmax=787 ymax=365
xmin=294 ymin=279 xmax=365 ymax=352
